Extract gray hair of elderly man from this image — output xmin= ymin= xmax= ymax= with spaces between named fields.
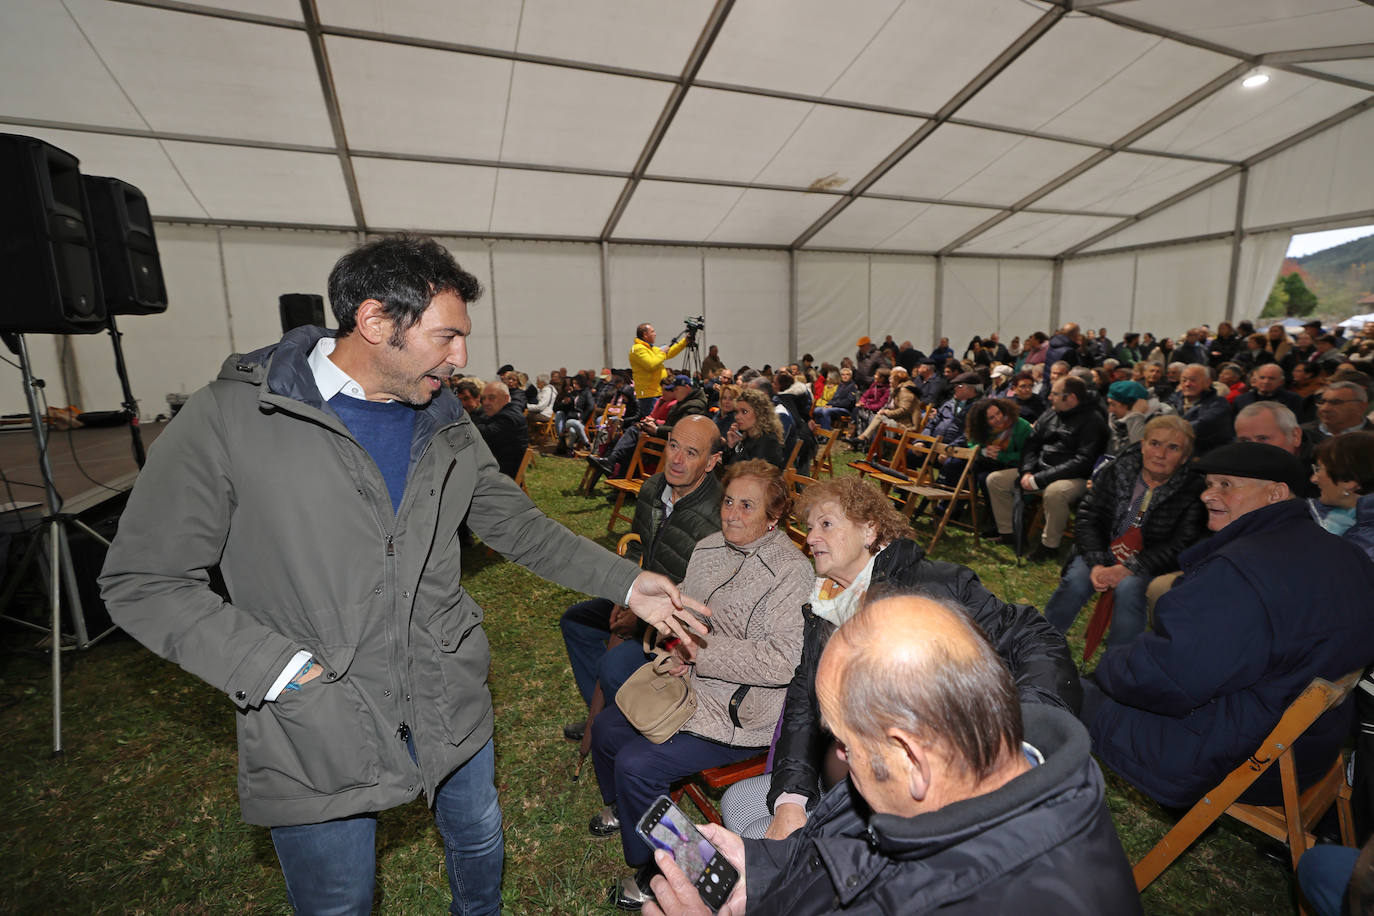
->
xmin=823 ymin=588 xmax=1022 ymax=785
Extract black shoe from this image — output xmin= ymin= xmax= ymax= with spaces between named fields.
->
xmin=590 ymin=455 xmax=616 ymax=477
xmin=589 ymin=804 xmax=620 ymax=838
xmin=563 ymin=720 xmax=586 ymax=742
xmin=1027 ymin=543 xmax=1059 ymax=564
xmin=610 ymin=865 xmax=657 ymax=910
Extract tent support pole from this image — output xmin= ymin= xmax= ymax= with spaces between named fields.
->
xmin=1224 ymin=168 xmax=1248 ymax=325
xmin=600 ymin=241 xmax=612 ymax=370
xmin=1050 ymin=258 xmax=1063 ymax=332
xmin=788 ymin=250 xmax=798 ymax=363
xmin=933 ymin=255 xmax=945 ymax=347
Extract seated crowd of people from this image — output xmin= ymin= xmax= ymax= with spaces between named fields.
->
xmin=456 ymin=317 xmax=1374 ymax=914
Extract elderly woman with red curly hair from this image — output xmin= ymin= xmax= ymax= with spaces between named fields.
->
xmin=718 ymin=476 xmax=1079 ymax=840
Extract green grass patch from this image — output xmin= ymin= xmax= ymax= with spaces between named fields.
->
xmin=0 ymin=451 xmax=1297 ymax=914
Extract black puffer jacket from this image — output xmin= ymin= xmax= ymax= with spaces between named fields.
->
xmin=664 ymin=387 xmax=710 ymax=427
xmin=767 ymin=539 xmax=1080 ymax=812
xmin=1021 ymin=402 xmax=1109 ymax=488
xmin=626 ymin=472 xmax=722 ymax=582
xmin=746 ymin=706 xmax=1141 ymax=916
xmin=1074 ymin=444 xmax=1208 ymax=577
xmin=1170 ymin=387 xmax=1234 ymax=456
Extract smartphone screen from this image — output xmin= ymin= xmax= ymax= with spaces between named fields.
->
xmin=635 ymin=796 xmax=739 ymax=912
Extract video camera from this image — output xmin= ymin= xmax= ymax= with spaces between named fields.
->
xmin=683 ymin=315 xmax=705 ymax=334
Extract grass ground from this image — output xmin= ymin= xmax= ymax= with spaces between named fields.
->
xmin=0 ymin=451 xmax=1299 ymax=914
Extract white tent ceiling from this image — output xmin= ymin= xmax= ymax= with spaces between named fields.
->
xmin=4 ymin=0 xmax=1373 ymax=257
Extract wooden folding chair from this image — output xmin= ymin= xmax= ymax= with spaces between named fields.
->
xmin=785 ymin=437 xmax=804 ymax=473
xmin=513 ymin=447 xmax=537 ymax=494
xmin=527 ymin=415 xmax=556 ymax=453
xmin=605 ymin=435 xmax=667 ymax=532
xmin=782 ymin=469 xmax=818 ymax=549
xmin=810 ymin=427 xmax=839 ymax=478
xmin=671 ymin=753 xmax=770 ymax=826
xmin=1132 ymin=669 xmax=1362 ymax=910
xmin=847 ymin=425 xmax=913 ymax=493
xmin=894 ymin=444 xmax=980 ymax=553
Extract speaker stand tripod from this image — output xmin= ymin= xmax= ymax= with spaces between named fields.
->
xmin=106 ymin=315 xmax=146 ymax=468
xmin=0 ymin=332 xmax=117 ymax=755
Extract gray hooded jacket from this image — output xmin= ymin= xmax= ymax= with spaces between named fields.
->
xmin=99 ymin=326 xmax=640 ymax=826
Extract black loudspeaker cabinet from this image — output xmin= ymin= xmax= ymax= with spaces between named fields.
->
xmin=84 ymin=175 xmax=168 ymax=316
xmin=279 ymin=293 xmax=325 ymax=332
xmin=0 ymin=133 xmax=106 ymax=334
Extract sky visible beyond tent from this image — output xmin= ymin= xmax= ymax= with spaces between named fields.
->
xmin=1287 ymin=225 xmax=1374 ymax=258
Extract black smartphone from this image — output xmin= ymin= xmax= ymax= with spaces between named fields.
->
xmin=635 ymin=795 xmax=739 ymax=912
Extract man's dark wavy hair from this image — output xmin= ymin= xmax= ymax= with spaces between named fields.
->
xmin=328 ymin=236 xmax=483 ymax=345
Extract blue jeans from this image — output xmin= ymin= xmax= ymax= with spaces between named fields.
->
xmin=812 ymin=407 xmax=848 ymax=430
xmin=271 ymin=738 xmax=503 ymax=915
xmin=560 ymin=599 xmax=652 ymax=707
xmin=1298 ymin=845 xmax=1359 ymax=916
xmin=1043 ymin=555 xmax=1149 ymax=649
xmin=590 ymin=704 xmax=759 ymax=866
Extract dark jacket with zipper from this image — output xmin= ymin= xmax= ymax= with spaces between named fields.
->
xmin=1089 ymin=499 xmax=1374 ymax=808
xmin=1020 ymin=402 xmax=1109 ymax=488
xmin=768 ymin=539 xmax=1080 ymax=813
xmin=1072 ymin=443 xmax=1208 ymax=577
xmin=626 ymin=472 xmax=722 ymax=582
xmin=746 ymin=705 xmax=1141 ymax=915
xmin=99 ymin=326 xmax=641 ymax=827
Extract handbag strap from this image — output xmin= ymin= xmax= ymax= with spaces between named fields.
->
xmin=728 ymin=684 xmax=751 ymax=729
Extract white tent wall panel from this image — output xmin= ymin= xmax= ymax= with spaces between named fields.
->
xmin=1131 ymin=240 xmax=1232 ymax=337
xmin=939 ymin=259 xmax=1052 ymax=351
xmin=488 ymin=242 xmax=605 ymax=377
xmin=796 ymin=253 xmax=870 ymax=365
xmin=218 ymin=229 xmax=360 ymax=355
xmin=1060 ymin=254 xmax=1137 ymax=333
xmin=1244 ymin=107 xmax=1374 ymax=231
xmin=1082 ymin=174 xmax=1241 ymax=254
xmin=606 ymin=247 xmax=705 ymax=370
xmin=868 ymin=257 xmax=937 ymax=349
xmin=432 ymin=238 xmax=498 ymax=381
xmin=1233 ymin=231 xmax=1295 ymax=325
xmin=701 ymin=251 xmax=791 ymax=368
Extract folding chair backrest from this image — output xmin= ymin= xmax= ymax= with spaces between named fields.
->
xmin=637 ymin=435 xmax=668 ymax=478
xmin=514 ymin=447 xmax=537 ymax=493
xmin=811 ymin=427 xmax=839 ymax=477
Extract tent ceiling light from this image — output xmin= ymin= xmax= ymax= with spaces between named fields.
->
xmin=1242 ymin=72 xmax=1270 ymax=89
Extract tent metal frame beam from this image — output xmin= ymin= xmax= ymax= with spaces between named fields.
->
xmin=789 ymin=6 xmax=1067 ymax=250
xmin=1061 ymin=94 xmax=1374 ymax=257
xmin=599 ymin=0 xmax=734 ymax=240
xmin=0 ymin=116 xmax=1139 ymax=222
xmin=299 ymin=0 xmax=366 ymax=231
xmin=936 ymin=61 xmax=1250 ymax=255
xmin=97 ymin=0 xmax=1374 ymax=261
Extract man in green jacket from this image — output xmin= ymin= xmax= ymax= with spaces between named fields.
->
xmin=561 ymin=415 xmax=724 ymax=738
xmin=99 ymin=236 xmax=707 ymax=916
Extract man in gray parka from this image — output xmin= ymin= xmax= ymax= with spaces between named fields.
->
xmin=99 ymin=236 xmax=708 ymax=915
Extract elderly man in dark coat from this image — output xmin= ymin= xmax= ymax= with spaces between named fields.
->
xmin=1170 ymin=363 xmax=1234 ymax=456
xmin=1082 ymin=442 xmax=1374 ymax=809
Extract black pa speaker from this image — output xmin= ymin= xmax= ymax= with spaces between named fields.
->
xmin=279 ymin=293 xmax=325 ymax=332
xmin=84 ymin=175 xmax=167 ymax=316
xmin=0 ymin=134 xmax=106 ymax=334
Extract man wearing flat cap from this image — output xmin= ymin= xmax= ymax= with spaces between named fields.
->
xmin=923 ymin=371 xmax=982 ymax=445
xmin=1081 ymin=442 xmax=1374 ymax=809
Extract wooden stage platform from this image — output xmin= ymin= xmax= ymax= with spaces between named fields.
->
xmin=0 ymin=422 xmax=167 ymax=532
